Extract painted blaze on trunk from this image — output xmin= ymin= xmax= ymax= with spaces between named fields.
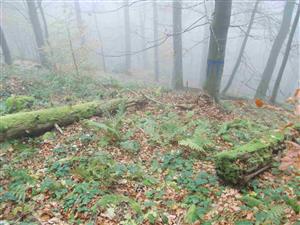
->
xmin=204 ymin=0 xmax=232 ymax=101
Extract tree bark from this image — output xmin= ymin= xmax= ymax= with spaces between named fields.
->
xmin=270 ymin=2 xmax=300 ymax=103
xmin=199 ymin=25 xmax=209 ymax=88
xmin=222 ymin=0 xmax=259 ymax=94
xmin=204 ymin=0 xmax=232 ymax=102
xmin=124 ymin=0 xmax=131 ymax=74
xmin=255 ymin=0 xmax=295 ymax=99
xmin=171 ymin=0 xmax=184 ymax=89
xmin=0 ymin=98 xmax=145 ymax=142
xmin=74 ymin=0 xmax=85 ymax=45
xmin=26 ymin=0 xmax=48 ymax=66
xmin=0 ymin=25 xmax=12 ymax=65
xmin=153 ymin=0 xmax=160 ymax=81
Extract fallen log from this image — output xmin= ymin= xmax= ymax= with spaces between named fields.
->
xmin=0 ymin=97 xmax=145 ymax=141
xmin=215 ymin=132 xmax=286 ymax=185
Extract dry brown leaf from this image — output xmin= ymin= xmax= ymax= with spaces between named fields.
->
xmin=255 ymin=98 xmax=264 ymax=108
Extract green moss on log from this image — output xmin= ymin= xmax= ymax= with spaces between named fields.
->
xmin=215 ymin=132 xmax=285 ymax=185
xmin=0 ymin=98 xmax=142 ymax=141
xmin=5 ymin=95 xmax=35 ymax=113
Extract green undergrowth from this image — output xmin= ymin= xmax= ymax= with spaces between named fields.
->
xmin=0 ymin=67 xmax=298 ymax=224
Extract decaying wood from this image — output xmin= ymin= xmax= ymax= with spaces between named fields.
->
xmin=0 ymin=97 xmax=145 ymax=141
xmin=215 ymin=132 xmax=286 ymax=185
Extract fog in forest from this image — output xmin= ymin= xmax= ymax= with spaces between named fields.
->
xmin=1 ymin=0 xmax=299 ymax=102
xmin=1 ymin=1 xmax=300 ymax=224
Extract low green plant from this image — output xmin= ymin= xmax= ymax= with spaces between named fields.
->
xmin=179 ymin=120 xmax=214 ymax=154
xmin=93 ymin=194 xmax=142 ymax=215
xmin=255 ymin=205 xmax=285 ymax=225
xmin=83 ymin=103 xmax=126 ymax=145
xmin=120 ymin=140 xmax=140 ymax=154
xmin=64 ymin=182 xmax=102 ymax=212
xmin=3 ymin=170 xmax=36 ymax=203
xmin=138 ymin=112 xmax=189 ymax=146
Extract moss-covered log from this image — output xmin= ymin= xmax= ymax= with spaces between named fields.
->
xmin=0 ymin=97 xmax=145 ymax=141
xmin=215 ymin=132 xmax=286 ymax=185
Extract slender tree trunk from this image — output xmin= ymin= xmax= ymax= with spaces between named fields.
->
xmin=74 ymin=0 xmax=85 ymax=45
xmin=140 ymin=3 xmax=148 ymax=70
xmin=37 ymin=0 xmax=49 ymax=40
xmin=124 ymin=0 xmax=131 ymax=74
xmin=222 ymin=0 xmax=259 ymax=94
xmin=255 ymin=0 xmax=295 ymax=99
xmin=66 ymin=25 xmax=80 ymax=78
xmin=26 ymin=0 xmax=48 ymax=66
xmin=270 ymin=2 xmax=300 ymax=103
xmin=93 ymin=3 xmax=106 ymax=72
xmin=37 ymin=0 xmax=57 ymax=72
xmin=204 ymin=0 xmax=232 ymax=102
xmin=153 ymin=0 xmax=160 ymax=81
xmin=0 ymin=25 xmax=12 ymax=65
xmin=172 ymin=0 xmax=183 ymax=89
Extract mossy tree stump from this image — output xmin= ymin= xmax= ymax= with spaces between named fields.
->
xmin=215 ymin=132 xmax=286 ymax=185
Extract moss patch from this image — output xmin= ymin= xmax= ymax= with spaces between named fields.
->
xmin=5 ymin=95 xmax=35 ymax=113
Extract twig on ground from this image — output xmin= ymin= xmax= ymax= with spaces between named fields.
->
xmin=54 ymin=123 xmax=64 ymax=135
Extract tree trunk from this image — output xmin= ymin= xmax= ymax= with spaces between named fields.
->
xmin=26 ymin=0 xmax=48 ymax=66
xmin=66 ymin=25 xmax=80 ymax=78
xmin=124 ymin=0 xmax=131 ymax=74
xmin=215 ymin=132 xmax=285 ymax=185
xmin=153 ymin=0 xmax=160 ymax=81
xmin=171 ymin=0 xmax=184 ymax=89
xmin=37 ymin=0 xmax=49 ymax=40
xmin=199 ymin=25 xmax=210 ymax=88
xmin=0 ymin=98 xmax=145 ymax=142
xmin=270 ymin=2 xmax=300 ymax=103
xmin=74 ymin=0 xmax=85 ymax=45
xmin=93 ymin=3 xmax=106 ymax=72
xmin=204 ymin=0 xmax=232 ymax=102
xmin=222 ymin=0 xmax=259 ymax=94
xmin=255 ymin=0 xmax=295 ymax=99
xmin=0 ymin=25 xmax=12 ymax=65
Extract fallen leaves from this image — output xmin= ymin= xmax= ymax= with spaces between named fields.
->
xmin=204 ymin=188 xmax=242 ymax=220
xmin=279 ymin=141 xmax=300 ymax=171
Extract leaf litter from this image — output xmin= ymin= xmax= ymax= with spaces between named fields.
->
xmin=0 ymin=81 xmax=299 ymax=224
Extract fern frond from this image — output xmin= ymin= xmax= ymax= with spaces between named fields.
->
xmin=264 ymin=205 xmax=285 ymax=225
xmin=179 ymin=139 xmax=206 ymax=152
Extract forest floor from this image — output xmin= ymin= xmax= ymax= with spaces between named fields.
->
xmin=0 ymin=66 xmax=299 ymax=225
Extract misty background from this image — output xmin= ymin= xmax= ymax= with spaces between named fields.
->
xmin=1 ymin=0 xmax=299 ymax=102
